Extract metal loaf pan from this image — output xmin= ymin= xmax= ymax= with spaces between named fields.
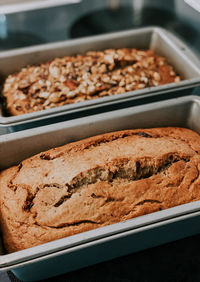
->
xmin=1 ymin=95 xmax=200 ymax=281
xmin=0 ymin=26 xmax=200 ymax=129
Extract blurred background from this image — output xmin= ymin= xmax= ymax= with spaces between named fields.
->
xmin=0 ymin=0 xmax=200 ymax=58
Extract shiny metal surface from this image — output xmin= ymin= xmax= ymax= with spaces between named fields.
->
xmin=184 ymin=0 xmax=200 ymax=12
xmin=0 ymin=0 xmax=199 ymax=58
xmin=0 ymin=0 xmax=80 ymax=14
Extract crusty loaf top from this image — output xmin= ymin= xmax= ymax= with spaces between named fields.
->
xmin=3 ymin=48 xmax=180 ymax=115
xmin=0 ymin=127 xmax=200 ymax=253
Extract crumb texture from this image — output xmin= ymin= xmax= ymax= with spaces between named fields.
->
xmin=0 ymin=127 xmax=200 ymax=253
xmin=3 ymin=48 xmax=180 ymax=115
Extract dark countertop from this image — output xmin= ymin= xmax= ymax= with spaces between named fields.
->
xmin=1 ymin=232 xmax=200 ymax=282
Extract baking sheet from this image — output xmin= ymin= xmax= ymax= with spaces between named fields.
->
xmin=0 ymin=26 xmax=200 ymax=128
xmin=1 ymin=95 xmax=200 ymax=281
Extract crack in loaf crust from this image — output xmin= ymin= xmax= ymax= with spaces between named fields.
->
xmin=1 ymin=127 xmax=200 ymax=253
xmin=3 ymin=48 xmax=180 ymax=116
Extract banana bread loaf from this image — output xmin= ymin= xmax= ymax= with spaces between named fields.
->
xmin=1 ymin=127 xmax=199 ymax=253
xmin=2 ymin=48 xmax=180 ymax=116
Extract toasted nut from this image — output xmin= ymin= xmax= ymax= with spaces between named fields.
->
xmin=60 ymin=76 xmax=66 ymax=82
xmin=127 ymin=67 xmax=133 ymax=73
xmin=74 ymin=96 xmax=85 ymax=103
xmin=137 ymin=51 xmax=146 ymax=56
xmin=134 ymin=75 xmax=140 ymax=81
xmin=19 ymin=93 xmax=27 ymax=100
xmin=102 ymin=76 xmax=110 ymax=83
xmin=175 ymin=76 xmax=181 ymax=83
xmin=88 ymin=85 xmax=95 ymax=93
xmin=46 ymin=80 xmax=51 ymax=87
xmin=126 ymin=84 xmax=134 ymax=91
xmin=137 ymin=83 xmax=146 ymax=89
xmin=104 ymin=54 xmax=114 ymax=64
xmin=119 ymin=79 xmax=125 ymax=87
xmin=38 ymin=79 xmax=44 ymax=85
xmin=38 ymin=92 xmax=49 ymax=99
xmin=6 ymin=76 xmax=15 ymax=84
xmin=124 ymin=55 xmax=133 ymax=61
xmin=153 ymin=72 xmax=161 ymax=81
xmin=142 ymin=61 xmax=149 ymax=68
xmin=112 ymin=75 xmax=121 ymax=81
xmin=49 ymin=65 xmax=60 ymax=78
xmin=140 ymin=76 xmax=148 ymax=83
xmin=99 ymin=64 xmax=107 ymax=73
xmin=49 ymin=93 xmax=60 ymax=103
xmin=152 ymin=81 xmax=159 ymax=86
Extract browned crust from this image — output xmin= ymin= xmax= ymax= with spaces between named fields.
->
xmin=1 ymin=127 xmax=199 ymax=253
xmin=3 ymin=49 xmax=180 ymax=116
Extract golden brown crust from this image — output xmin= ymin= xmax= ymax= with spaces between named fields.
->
xmin=3 ymin=49 xmax=180 ymax=116
xmin=1 ymin=127 xmax=199 ymax=253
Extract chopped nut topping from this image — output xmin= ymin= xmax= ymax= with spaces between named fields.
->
xmin=3 ymin=48 xmax=181 ymax=115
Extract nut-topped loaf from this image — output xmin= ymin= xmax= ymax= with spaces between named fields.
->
xmin=2 ymin=48 xmax=180 ymax=116
xmin=0 ymin=127 xmax=200 ymax=253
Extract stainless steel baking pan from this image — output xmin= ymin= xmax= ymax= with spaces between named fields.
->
xmin=1 ymin=95 xmax=200 ymax=281
xmin=0 ymin=0 xmax=80 ymax=14
xmin=0 ymin=26 xmax=200 ymax=129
